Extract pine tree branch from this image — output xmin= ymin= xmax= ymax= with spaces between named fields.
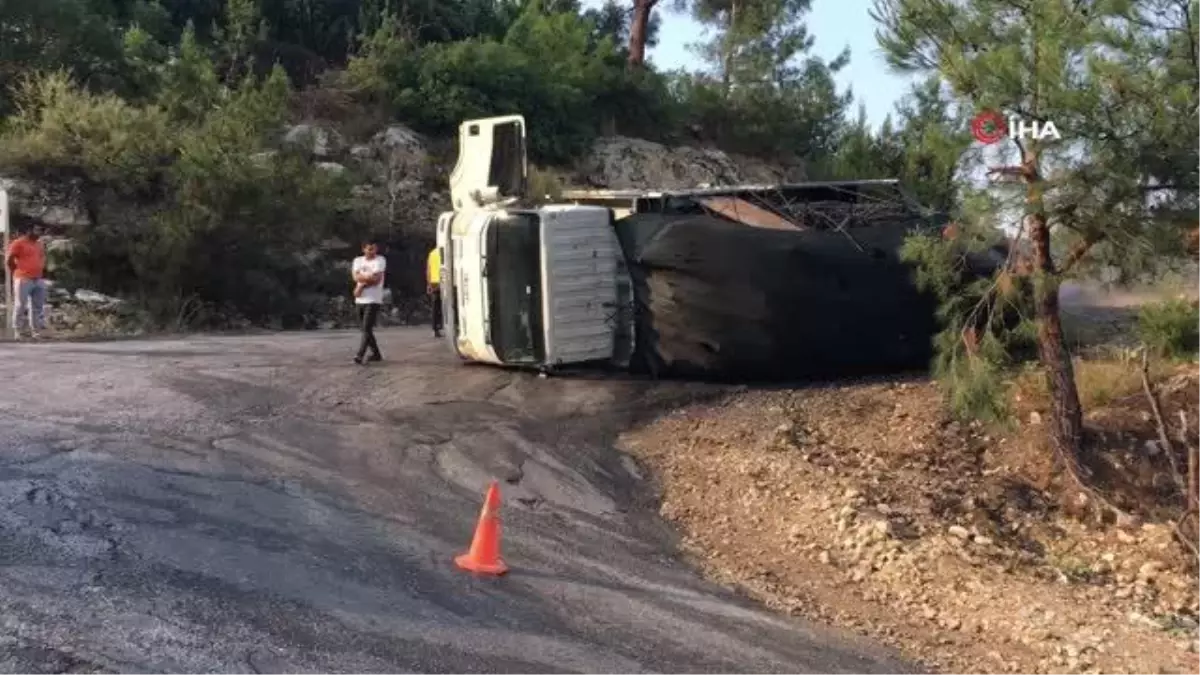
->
xmin=1141 ymin=350 xmax=1189 ymax=502
xmin=1142 ymin=364 xmax=1200 ymax=562
xmin=1180 ymin=410 xmax=1198 ymax=516
xmin=1057 ymin=234 xmax=1104 ymax=275
xmin=1008 ymin=106 xmax=1051 ymax=124
xmin=986 ymin=165 xmax=1026 ymax=182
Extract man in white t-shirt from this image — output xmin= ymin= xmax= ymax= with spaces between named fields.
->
xmin=351 ymin=239 xmax=387 ymax=364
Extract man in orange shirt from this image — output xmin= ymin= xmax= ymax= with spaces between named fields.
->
xmin=7 ymin=226 xmax=48 ymax=339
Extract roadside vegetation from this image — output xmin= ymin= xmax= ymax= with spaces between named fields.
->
xmin=1 ymin=0 xmax=971 ymax=329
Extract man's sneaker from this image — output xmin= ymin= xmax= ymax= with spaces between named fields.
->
xmin=367 ymin=353 xmax=383 ymax=363
xmin=353 ymin=356 xmax=365 ymax=365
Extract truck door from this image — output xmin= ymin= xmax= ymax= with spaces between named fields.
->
xmin=449 ymin=115 xmax=527 ymax=210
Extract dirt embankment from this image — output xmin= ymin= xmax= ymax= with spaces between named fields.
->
xmin=620 ymin=364 xmax=1199 ymax=674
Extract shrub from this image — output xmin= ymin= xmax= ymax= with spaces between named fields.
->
xmin=0 ymin=62 xmax=355 ymax=329
xmin=344 ymin=5 xmax=677 ymax=164
xmin=527 ymin=165 xmax=566 ymax=203
xmin=666 ymin=59 xmax=850 ymax=161
xmin=1136 ymin=298 xmax=1200 ymax=359
xmin=900 ymin=216 xmax=1035 ymax=424
xmin=0 ymin=71 xmax=173 ymax=193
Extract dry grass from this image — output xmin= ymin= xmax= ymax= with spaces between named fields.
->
xmin=1012 ymin=355 xmax=1188 ymax=411
xmin=527 ymin=165 xmax=568 ymax=204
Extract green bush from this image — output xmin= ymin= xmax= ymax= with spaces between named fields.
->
xmin=900 ymin=222 xmax=1035 ymax=424
xmin=1137 ymin=298 xmax=1200 ymax=359
xmin=0 ymin=71 xmax=173 ymax=193
xmin=0 ymin=60 xmax=355 ymax=329
xmin=344 ymin=5 xmax=680 ymax=163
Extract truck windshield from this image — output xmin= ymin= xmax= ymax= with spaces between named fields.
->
xmin=486 ymin=213 xmax=545 ymax=364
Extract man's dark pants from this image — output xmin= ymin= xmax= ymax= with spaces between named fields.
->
xmin=357 ymin=303 xmax=382 ymax=360
xmin=430 ymin=284 xmax=443 ymax=335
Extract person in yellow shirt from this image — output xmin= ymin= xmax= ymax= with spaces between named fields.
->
xmin=426 ymin=246 xmax=443 ymax=338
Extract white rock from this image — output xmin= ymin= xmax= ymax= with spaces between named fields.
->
xmin=1128 ymin=610 xmax=1161 ymax=629
xmin=579 ymin=136 xmax=802 ymax=190
xmin=0 ymin=176 xmax=90 ymax=228
xmin=368 ymin=125 xmax=430 ymax=187
xmin=283 ymin=124 xmax=344 ymax=158
xmin=250 ymin=151 xmax=278 ymax=166
xmin=948 ymin=525 xmax=971 ymax=539
xmin=43 ymin=237 xmax=76 ymax=255
xmin=74 ymin=290 xmax=122 ymax=305
xmin=1137 ymin=560 xmax=1165 ymax=582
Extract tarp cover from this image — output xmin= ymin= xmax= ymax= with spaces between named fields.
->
xmin=615 ymin=212 xmax=944 ymax=380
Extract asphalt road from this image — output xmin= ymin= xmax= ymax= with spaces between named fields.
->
xmin=0 ymin=329 xmax=913 ymax=673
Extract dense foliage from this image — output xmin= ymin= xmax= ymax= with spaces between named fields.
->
xmin=0 ymin=25 xmax=354 ymax=327
xmin=1 ymin=0 xmax=948 ymax=326
xmin=875 ymin=0 xmax=1199 ymax=458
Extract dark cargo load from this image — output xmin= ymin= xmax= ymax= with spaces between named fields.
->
xmin=564 ymin=180 xmax=1008 ymax=381
xmin=616 ymin=211 xmax=944 ymax=380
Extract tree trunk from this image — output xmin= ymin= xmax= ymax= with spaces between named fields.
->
xmin=721 ymin=0 xmax=739 ymax=95
xmin=1028 ymin=210 xmax=1085 ymax=459
xmin=627 ymin=0 xmax=657 ymax=68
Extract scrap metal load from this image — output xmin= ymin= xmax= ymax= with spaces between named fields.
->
xmin=568 ymin=180 xmax=973 ymax=381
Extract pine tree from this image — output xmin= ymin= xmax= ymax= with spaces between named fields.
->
xmin=872 ymin=0 xmax=1199 ymax=464
xmin=684 ymin=0 xmax=823 ymax=93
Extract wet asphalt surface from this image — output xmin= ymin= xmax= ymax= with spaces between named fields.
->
xmin=0 ymin=329 xmax=914 ymax=673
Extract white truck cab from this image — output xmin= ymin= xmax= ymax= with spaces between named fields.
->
xmin=435 ymin=116 xmax=635 ymax=372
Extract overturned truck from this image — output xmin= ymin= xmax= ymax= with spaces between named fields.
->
xmin=435 ymin=115 xmax=976 ymax=381
xmin=569 ymin=183 xmax=947 ymax=379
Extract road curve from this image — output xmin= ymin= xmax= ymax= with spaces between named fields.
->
xmin=0 ymin=329 xmax=914 ymax=673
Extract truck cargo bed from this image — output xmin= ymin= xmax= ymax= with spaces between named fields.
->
xmin=616 ymin=212 xmax=943 ymax=380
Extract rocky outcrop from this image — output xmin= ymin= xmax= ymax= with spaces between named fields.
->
xmin=351 ymin=124 xmax=437 ymax=217
xmin=0 ymin=176 xmax=91 ymax=231
xmin=346 ymin=123 xmax=445 ymax=230
xmin=4 ymin=122 xmax=802 ymax=241
xmin=367 ymin=125 xmax=429 ymax=176
xmin=282 ymin=123 xmax=345 ymax=159
xmin=577 ymin=136 xmax=805 ymax=190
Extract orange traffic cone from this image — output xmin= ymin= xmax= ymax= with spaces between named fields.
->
xmin=455 ymin=481 xmax=509 ymax=575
